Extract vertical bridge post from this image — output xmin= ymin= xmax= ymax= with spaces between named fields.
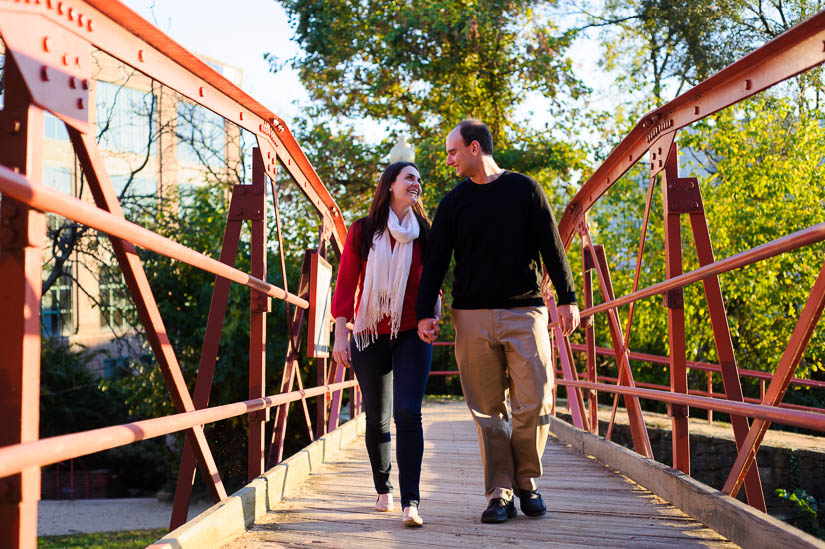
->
xmin=0 ymin=53 xmax=46 ymax=549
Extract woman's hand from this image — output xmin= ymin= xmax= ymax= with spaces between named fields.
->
xmin=332 ymin=317 xmax=352 ymax=368
xmin=417 ymin=317 xmax=440 ymax=344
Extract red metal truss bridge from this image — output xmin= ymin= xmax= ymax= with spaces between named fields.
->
xmin=0 ymin=1 xmax=824 ymax=547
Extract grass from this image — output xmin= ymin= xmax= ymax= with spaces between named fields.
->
xmin=38 ymin=529 xmax=166 ymax=549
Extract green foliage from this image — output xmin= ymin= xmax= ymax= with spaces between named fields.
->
xmin=40 ymin=339 xmax=128 ymax=438
xmin=776 ymin=488 xmax=825 ymax=538
xmin=271 ymin=0 xmax=590 ymax=226
xmin=679 ymin=96 xmax=825 ymax=379
xmin=274 ymin=0 xmax=586 ymax=137
xmin=39 ymin=529 xmax=166 ymax=549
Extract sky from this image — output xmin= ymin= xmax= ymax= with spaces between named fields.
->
xmin=120 ymin=0 xmax=607 ymax=144
xmin=121 ymin=0 xmax=308 ymax=124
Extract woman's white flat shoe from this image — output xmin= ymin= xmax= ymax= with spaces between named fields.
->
xmin=402 ymin=506 xmax=424 ymax=527
xmin=375 ymin=493 xmax=394 ymax=512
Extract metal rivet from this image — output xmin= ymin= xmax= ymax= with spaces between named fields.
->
xmin=74 ymin=56 xmax=80 ymax=67
xmin=694 ymin=106 xmax=699 ymax=115
xmin=745 ymin=79 xmax=752 ymax=90
xmin=46 ymin=0 xmax=54 ymax=8
xmin=61 ymin=54 xmax=69 ymax=66
xmin=138 ymin=50 xmax=145 ymax=62
xmin=81 ymin=79 xmax=89 ymax=90
xmin=10 ymin=120 xmax=22 ymax=134
xmin=690 ymin=202 xmax=699 ymax=210
xmin=659 ymin=159 xmax=663 ymax=167
xmin=239 ymin=112 xmax=244 ymax=120
xmin=652 ymin=152 xmax=656 ymax=160
xmin=57 ymin=1 xmax=63 ymax=14
xmin=77 ymin=13 xmax=83 ymax=26
xmin=40 ymin=66 xmax=50 ymax=81
xmin=658 ymin=147 xmax=662 ymax=155
xmin=69 ymin=76 xmax=77 ymax=89
xmin=199 ymin=87 xmax=204 ymax=97
xmin=67 ymin=7 xmax=74 ymax=20
xmin=77 ymin=98 xmax=84 ymax=109
xmin=628 ymin=154 xmax=632 ymax=161
xmin=87 ymin=18 xmax=93 ymax=31
xmin=42 ymin=36 xmax=50 ymax=52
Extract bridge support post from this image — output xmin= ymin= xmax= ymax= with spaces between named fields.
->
xmin=659 ymin=141 xmax=766 ymax=509
xmin=661 ymin=143 xmax=691 ymax=475
xmin=170 ymin=184 xmax=243 ymax=529
xmin=582 ymin=245 xmax=598 ymax=434
xmin=578 ymin=223 xmax=653 ymax=458
xmin=0 ymin=56 xmax=45 ymax=549
xmin=548 ymin=296 xmax=587 ymax=429
xmin=248 ymin=148 xmax=269 ymax=481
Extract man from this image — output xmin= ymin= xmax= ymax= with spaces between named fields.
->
xmin=416 ymin=119 xmax=580 ymax=523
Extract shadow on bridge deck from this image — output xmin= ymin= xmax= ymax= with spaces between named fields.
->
xmin=227 ymin=400 xmax=735 ymax=548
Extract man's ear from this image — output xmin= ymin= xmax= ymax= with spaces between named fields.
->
xmin=472 ymin=141 xmax=479 ymax=156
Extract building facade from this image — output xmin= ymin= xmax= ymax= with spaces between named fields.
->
xmin=1 ymin=43 xmax=246 ymax=376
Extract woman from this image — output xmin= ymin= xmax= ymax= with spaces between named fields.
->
xmin=331 ymin=161 xmax=439 ymax=528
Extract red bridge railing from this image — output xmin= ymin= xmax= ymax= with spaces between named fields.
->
xmin=0 ymin=2 xmax=358 ymax=546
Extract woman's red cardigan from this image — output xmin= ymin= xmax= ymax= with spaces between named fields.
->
xmin=331 ymin=218 xmax=424 ymax=335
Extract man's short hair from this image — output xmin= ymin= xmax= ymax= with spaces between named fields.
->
xmin=456 ymin=119 xmax=493 ymax=155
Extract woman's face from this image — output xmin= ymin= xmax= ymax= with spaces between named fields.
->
xmin=389 ymin=166 xmax=422 ymax=212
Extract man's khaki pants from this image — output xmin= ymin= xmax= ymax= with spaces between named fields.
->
xmin=453 ymin=306 xmax=554 ymax=501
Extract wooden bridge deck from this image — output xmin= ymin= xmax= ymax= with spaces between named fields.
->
xmin=227 ymin=400 xmax=737 ymax=548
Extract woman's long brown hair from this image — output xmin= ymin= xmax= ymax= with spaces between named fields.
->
xmin=358 ymin=161 xmax=431 ymax=258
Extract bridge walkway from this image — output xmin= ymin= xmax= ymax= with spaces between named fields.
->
xmin=227 ymin=400 xmax=737 ymax=548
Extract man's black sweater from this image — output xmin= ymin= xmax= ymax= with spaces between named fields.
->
xmin=416 ymin=171 xmax=577 ymax=319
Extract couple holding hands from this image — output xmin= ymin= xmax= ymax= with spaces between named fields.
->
xmin=331 ymin=119 xmax=580 ymax=528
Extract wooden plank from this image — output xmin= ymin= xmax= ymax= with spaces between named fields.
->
xmin=546 ymin=413 xmax=825 ymax=549
xmin=226 ymin=401 xmax=738 ymax=548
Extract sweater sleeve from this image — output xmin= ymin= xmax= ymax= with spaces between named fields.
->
xmin=416 ymin=193 xmax=455 ymax=320
xmin=331 ymin=219 xmax=364 ymax=321
xmin=529 ymin=181 xmax=577 ymax=305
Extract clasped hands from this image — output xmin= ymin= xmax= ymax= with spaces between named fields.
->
xmin=333 ymin=304 xmax=580 ymax=366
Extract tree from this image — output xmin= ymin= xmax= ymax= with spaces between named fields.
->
xmin=269 ymin=0 xmax=590 ymax=215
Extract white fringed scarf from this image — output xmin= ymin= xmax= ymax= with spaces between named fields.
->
xmin=353 ymin=209 xmax=420 ymax=350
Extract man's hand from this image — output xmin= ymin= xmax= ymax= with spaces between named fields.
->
xmin=332 ymin=317 xmax=352 ymax=368
xmin=557 ymin=304 xmax=580 ymax=337
xmin=417 ymin=317 xmax=440 ymax=344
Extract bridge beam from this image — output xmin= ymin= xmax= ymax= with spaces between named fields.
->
xmin=0 ymin=55 xmax=45 ymax=549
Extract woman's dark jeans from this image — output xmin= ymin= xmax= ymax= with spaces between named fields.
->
xmin=350 ymin=329 xmax=432 ymax=508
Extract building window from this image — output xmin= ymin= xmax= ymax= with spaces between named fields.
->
xmin=95 ymin=81 xmax=156 ymax=155
xmin=45 ymin=112 xmax=70 ymax=141
xmin=43 ymin=165 xmax=72 ymax=194
xmin=98 ymin=264 xmax=134 ymax=330
xmin=177 ymin=101 xmax=226 ymax=166
xmin=42 ymin=261 xmax=73 ymax=338
xmin=103 ymin=356 xmax=130 ymax=379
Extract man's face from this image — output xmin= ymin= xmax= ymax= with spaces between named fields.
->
xmin=445 ymin=128 xmax=478 ymax=178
